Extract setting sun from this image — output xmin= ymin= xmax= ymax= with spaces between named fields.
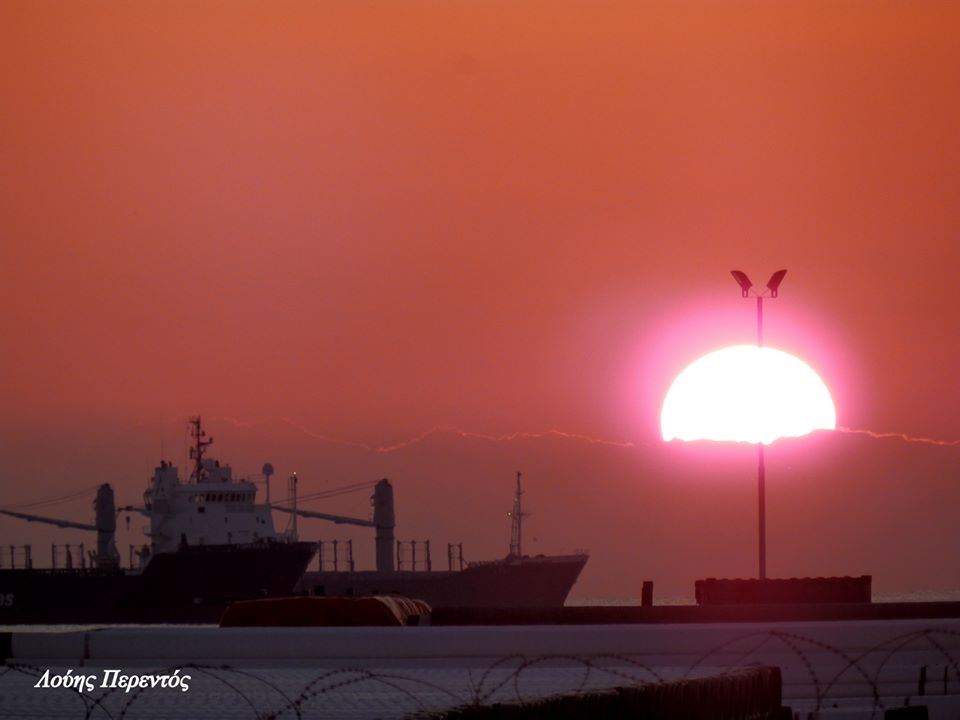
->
xmin=661 ymin=345 xmax=836 ymax=445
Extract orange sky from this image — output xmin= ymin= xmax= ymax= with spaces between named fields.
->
xmin=2 ymin=2 xmax=960 ymax=597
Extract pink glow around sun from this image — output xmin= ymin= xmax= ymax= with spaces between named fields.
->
xmin=661 ymin=345 xmax=836 ymax=445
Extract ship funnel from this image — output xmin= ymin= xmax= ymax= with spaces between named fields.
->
xmin=373 ymin=479 xmax=395 ymax=573
xmin=94 ymin=483 xmax=119 ymax=569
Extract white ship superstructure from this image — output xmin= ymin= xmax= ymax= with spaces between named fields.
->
xmin=142 ymin=418 xmax=288 ymax=555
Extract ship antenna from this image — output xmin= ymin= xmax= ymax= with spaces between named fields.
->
xmin=508 ymin=471 xmax=527 ymax=558
xmin=188 ymin=416 xmax=214 ymax=483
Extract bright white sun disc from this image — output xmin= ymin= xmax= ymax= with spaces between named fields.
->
xmin=661 ymin=345 xmax=836 ymax=445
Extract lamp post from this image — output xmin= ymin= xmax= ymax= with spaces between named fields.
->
xmin=730 ymin=268 xmax=787 ymax=581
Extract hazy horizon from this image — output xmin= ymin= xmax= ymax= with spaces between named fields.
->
xmin=3 ymin=416 xmax=958 ymax=601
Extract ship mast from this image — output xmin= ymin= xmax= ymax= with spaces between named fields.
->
xmin=508 ymin=471 xmax=527 ymax=558
xmin=188 ymin=416 xmax=213 ymax=483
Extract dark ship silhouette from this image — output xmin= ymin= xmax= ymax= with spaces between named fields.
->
xmin=0 ymin=418 xmax=316 ymax=624
xmin=0 ymin=418 xmax=587 ymax=623
xmin=294 ymin=472 xmax=588 ymax=608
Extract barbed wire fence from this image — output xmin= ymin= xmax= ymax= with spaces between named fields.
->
xmin=2 ymin=626 xmax=960 ymax=719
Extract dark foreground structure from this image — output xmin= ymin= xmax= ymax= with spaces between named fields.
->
xmin=695 ymin=575 xmax=872 ymax=605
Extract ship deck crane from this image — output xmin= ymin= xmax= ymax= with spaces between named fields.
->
xmin=0 ymin=508 xmax=96 ymax=532
xmin=272 ymin=478 xmax=396 ymax=572
xmin=0 ymin=484 xmax=119 ymax=568
xmin=272 ymin=506 xmax=375 ymax=527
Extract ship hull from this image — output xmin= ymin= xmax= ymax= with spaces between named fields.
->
xmin=0 ymin=541 xmax=316 ymax=624
xmin=296 ymin=554 xmax=588 ymax=608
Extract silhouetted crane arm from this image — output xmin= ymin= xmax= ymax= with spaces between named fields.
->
xmin=118 ymin=506 xmax=150 ymax=516
xmin=0 ymin=508 xmax=96 ymax=531
xmin=272 ymin=506 xmax=375 ymax=527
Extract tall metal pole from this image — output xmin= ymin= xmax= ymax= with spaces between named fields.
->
xmin=731 ymin=269 xmax=785 ymax=582
xmin=757 ymin=295 xmax=766 ymax=580
xmin=289 ymin=473 xmax=298 ymax=541
xmin=758 ymin=445 xmax=766 ymax=579
xmin=509 ymin=471 xmax=524 ymax=558
xmin=757 ymin=296 xmax=764 ymax=347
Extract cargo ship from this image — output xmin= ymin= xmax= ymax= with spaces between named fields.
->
xmin=294 ymin=472 xmax=588 ymax=608
xmin=0 ymin=418 xmax=317 ymax=624
xmin=0 ymin=418 xmax=587 ymax=623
